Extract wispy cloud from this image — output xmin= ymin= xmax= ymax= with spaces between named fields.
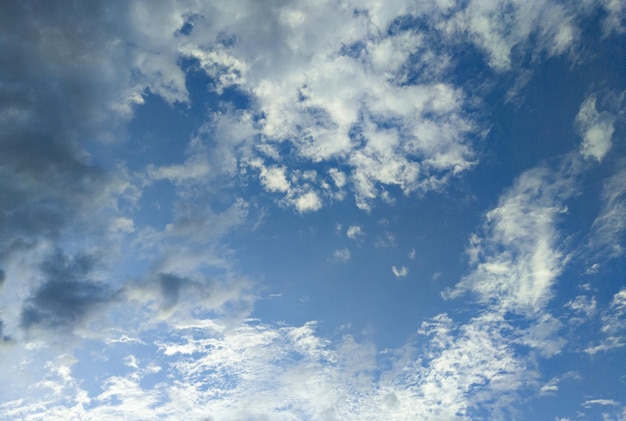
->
xmin=575 ymin=94 xmax=616 ymax=162
xmin=445 ymin=163 xmax=574 ymax=315
xmin=585 ymin=289 xmax=626 ymax=355
xmin=589 ymin=165 xmax=626 ymax=259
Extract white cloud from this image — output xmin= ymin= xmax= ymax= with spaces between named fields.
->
xmin=375 ymin=232 xmax=397 ymax=248
xmin=540 ymin=377 xmax=559 ymax=393
xmin=328 ymin=168 xmax=347 ymax=189
xmin=601 ymin=0 xmax=626 ymax=34
xmin=391 ymin=266 xmax=409 ymax=278
xmin=170 ymin=0 xmax=481 ymax=212
xmin=346 ymin=225 xmax=364 ymax=241
xmin=0 ymin=314 xmax=551 ymax=420
xmin=148 ymin=156 xmax=211 ymax=184
xmin=583 ymin=399 xmax=620 ymax=407
xmin=575 ymin=95 xmax=615 ymax=162
xmin=589 ymin=166 xmax=626 ymax=259
xmin=293 ymin=191 xmax=323 ymax=213
xmin=333 ymin=248 xmax=351 ymax=263
xmin=259 ymin=165 xmax=291 ymax=193
xmin=445 ymin=164 xmax=574 ymax=315
xmin=585 ymin=289 xmax=626 ymax=355
xmin=565 ymin=295 xmax=597 ymax=317
xmin=442 ymin=0 xmax=578 ymax=71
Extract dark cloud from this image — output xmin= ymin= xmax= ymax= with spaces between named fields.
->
xmin=20 ymin=251 xmax=118 ymax=331
xmin=158 ymin=273 xmax=213 ymax=310
xmin=159 ymin=273 xmax=185 ymax=310
xmin=0 ymin=320 xmax=12 ymax=343
xmin=0 ymin=1 xmax=145 ymax=336
xmin=0 ymin=269 xmax=5 ymax=286
xmin=0 ymin=1 xmax=132 ymax=259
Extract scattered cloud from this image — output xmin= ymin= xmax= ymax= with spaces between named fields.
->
xmin=391 ymin=266 xmax=409 ymax=278
xmin=333 ymin=248 xmax=351 ymax=263
xmin=408 ymin=248 xmax=416 ymax=260
xmin=0 ymin=1 xmax=625 ymax=420
xmin=565 ymin=295 xmax=597 ymax=318
xmin=346 ymin=225 xmax=364 ymax=241
xmin=375 ymin=232 xmax=397 ymax=248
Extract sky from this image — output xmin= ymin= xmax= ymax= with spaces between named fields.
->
xmin=0 ymin=0 xmax=625 ymax=420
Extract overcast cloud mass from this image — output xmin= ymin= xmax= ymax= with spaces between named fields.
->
xmin=0 ymin=0 xmax=625 ymax=420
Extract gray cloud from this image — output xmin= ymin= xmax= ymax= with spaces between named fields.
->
xmin=0 ymin=1 xmax=157 ymax=336
xmin=20 ymin=251 xmax=118 ymax=331
xmin=158 ymin=273 xmax=201 ymax=310
xmin=0 ymin=320 xmax=11 ymax=343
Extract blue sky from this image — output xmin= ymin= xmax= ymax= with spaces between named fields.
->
xmin=0 ymin=1 xmax=625 ymax=420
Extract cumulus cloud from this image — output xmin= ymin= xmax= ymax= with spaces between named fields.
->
xmin=169 ymin=0 xmax=483 ymax=212
xmin=259 ymin=165 xmax=291 ymax=193
xmin=346 ymin=225 xmax=364 ymax=241
xmin=294 ymin=191 xmax=323 ymax=213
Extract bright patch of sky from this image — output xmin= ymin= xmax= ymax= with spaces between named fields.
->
xmin=1 ymin=1 xmax=626 ymax=420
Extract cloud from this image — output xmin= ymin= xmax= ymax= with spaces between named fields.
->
xmin=346 ymin=225 xmax=364 ymax=241
xmin=589 ymin=165 xmax=626 ymax=259
xmin=601 ymin=0 xmax=626 ymax=34
xmin=0 ymin=2 xmax=624 ymax=420
xmin=259 ymin=165 xmax=291 ymax=193
xmin=443 ymin=0 xmax=578 ymax=71
xmin=0 ymin=320 xmax=11 ymax=343
xmin=19 ymin=251 xmax=119 ymax=332
xmin=583 ymin=399 xmax=620 ymax=408
xmin=565 ymin=295 xmax=597 ymax=318
xmin=575 ymin=95 xmax=615 ymax=162
xmin=391 ymin=266 xmax=409 ymax=278
xmin=333 ymin=248 xmax=351 ymax=263
xmin=445 ymin=162 xmax=575 ymax=315
xmin=293 ymin=191 xmax=323 ymax=213
xmin=375 ymin=232 xmax=397 ymax=248
xmin=172 ymin=0 xmax=482 ymax=212
xmin=585 ymin=289 xmax=626 ymax=354
xmin=148 ymin=157 xmax=211 ymax=185
xmin=0 ymin=315 xmax=547 ymax=420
